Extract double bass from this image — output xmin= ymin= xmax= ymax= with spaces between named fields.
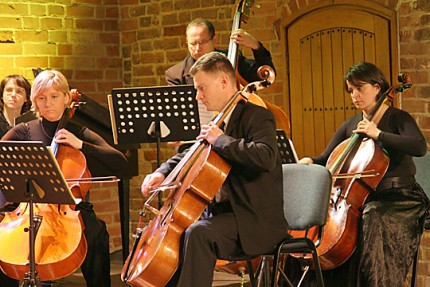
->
xmin=290 ymin=72 xmax=412 ymax=270
xmin=227 ymin=0 xmax=291 ymax=137
xmin=0 ymin=90 xmax=88 ymax=280
xmin=215 ymin=0 xmax=290 ymax=275
xmin=121 ymin=66 xmax=275 ymax=287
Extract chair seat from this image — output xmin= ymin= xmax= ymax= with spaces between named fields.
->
xmin=279 ymin=237 xmax=318 ymax=254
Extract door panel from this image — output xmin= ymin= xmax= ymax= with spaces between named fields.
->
xmin=288 ymin=8 xmax=391 ymax=158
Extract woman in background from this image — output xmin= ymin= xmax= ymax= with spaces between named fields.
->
xmin=0 ymin=74 xmax=32 ymax=287
xmin=0 ymin=74 xmax=31 ymax=138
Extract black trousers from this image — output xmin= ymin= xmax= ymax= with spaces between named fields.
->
xmin=77 ymin=201 xmax=111 ymax=287
xmin=166 ymin=212 xmax=248 ymax=287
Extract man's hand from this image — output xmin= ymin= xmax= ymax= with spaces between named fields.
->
xmin=196 ymin=123 xmax=224 ymax=145
xmin=141 ymin=172 xmax=165 ymax=197
xmin=231 ymin=29 xmax=260 ymax=50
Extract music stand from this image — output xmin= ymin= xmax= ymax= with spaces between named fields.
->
xmin=0 ymin=141 xmax=77 ymax=287
xmin=276 ymin=129 xmax=299 ymax=164
xmin=108 ymin=85 xmax=200 ymax=207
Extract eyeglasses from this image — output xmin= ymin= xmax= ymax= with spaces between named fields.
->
xmin=187 ymin=36 xmax=214 ymax=48
xmin=4 ymin=87 xmax=26 ymax=96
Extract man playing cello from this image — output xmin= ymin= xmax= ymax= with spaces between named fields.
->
xmin=141 ymin=52 xmax=288 ymax=286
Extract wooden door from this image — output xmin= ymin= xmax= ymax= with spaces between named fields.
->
xmin=288 ymin=8 xmax=394 ymax=158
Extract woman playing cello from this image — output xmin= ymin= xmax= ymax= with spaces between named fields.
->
xmin=297 ymin=62 xmax=429 ymax=286
xmin=1 ymin=70 xmax=128 ymax=287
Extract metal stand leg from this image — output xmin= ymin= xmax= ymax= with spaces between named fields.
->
xmin=21 ymin=181 xmax=42 ymax=287
xmin=118 ymin=179 xmax=130 ymax=263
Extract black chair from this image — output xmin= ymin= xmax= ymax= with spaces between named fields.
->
xmin=218 ymin=163 xmax=332 ymax=287
xmin=270 ymin=163 xmax=332 ymax=287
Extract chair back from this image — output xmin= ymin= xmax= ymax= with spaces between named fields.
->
xmin=282 ymin=163 xmax=332 ymax=230
xmin=414 ymin=153 xmax=430 ymax=199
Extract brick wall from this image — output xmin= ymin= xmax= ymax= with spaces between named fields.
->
xmin=398 ymin=1 xmax=430 ymax=285
xmin=0 ymin=0 xmax=124 ymax=251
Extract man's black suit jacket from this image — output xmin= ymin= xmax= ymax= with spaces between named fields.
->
xmin=156 ymin=101 xmax=288 ymax=255
xmin=165 ymin=44 xmax=276 ymax=86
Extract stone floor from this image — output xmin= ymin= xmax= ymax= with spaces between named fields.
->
xmin=22 ymin=250 xmax=251 ymax=287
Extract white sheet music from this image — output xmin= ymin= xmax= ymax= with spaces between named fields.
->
xmin=197 ymin=101 xmax=215 ymax=126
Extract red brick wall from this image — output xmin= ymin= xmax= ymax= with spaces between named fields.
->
xmin=398 ymin=1 xmax=430 ymax=285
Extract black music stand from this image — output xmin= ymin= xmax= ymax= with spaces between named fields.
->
xmin=276 ymin=129 xmax=299 ymax=164
xmin=0 ymin=141 xmax=77 ymax=287
xmin=108 ymin=85 xmax=200 ymax=203
xmin=108 ymin=85 xmax=200 ymax=261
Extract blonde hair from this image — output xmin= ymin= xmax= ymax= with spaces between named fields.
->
xmin=31 ymin=70 xmax=71 ymax=116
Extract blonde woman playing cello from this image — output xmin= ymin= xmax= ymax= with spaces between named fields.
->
xmin=1 ymin=70 xmax=127 ymax=287
xmin=297 ymin=62 xmax=429 ymax=287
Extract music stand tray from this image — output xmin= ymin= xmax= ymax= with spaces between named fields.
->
xmin=0 ymin=141 xmax=77 ymax=287
xmin=108 ymin=84 xmax=200 ymax=145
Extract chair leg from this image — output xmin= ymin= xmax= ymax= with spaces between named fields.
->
xmin=410 ymin=248 xmax=419 ymax=287
xmin=247 ymin=259 xmax=257 ymax=287
xmin=271 ymin=251 xmax=293 ymax=287
xmin=256 ymin=256 xmax=272 ymax=287
xmin=264 ymin=257 xmax=272 ymax=287
xmin=296 ymin=265 xmax=309 ymax=287
xmin=311 ymin=250 xmax=324 ymax=287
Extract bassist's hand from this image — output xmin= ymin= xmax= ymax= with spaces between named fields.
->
xmin=231 ymin=29 xmax=259 ymax=50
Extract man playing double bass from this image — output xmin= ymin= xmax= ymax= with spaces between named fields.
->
xmin=141 ymin=52 xmax=288 ymax=286
xmin=166 ymin=18 xmax=277 ymax=153
xmin=165 ymin=18 xmax=276 ymax=85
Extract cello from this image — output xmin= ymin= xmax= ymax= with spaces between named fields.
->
xmin=121 ymin=66 xmax=275 ymax=287
xmin=290 ymin=72 xmax=412 ymax=270
xmin=0 ymin=90 xmax=88 ymax=280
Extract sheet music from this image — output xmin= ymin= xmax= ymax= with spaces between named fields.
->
xmin=197 ymin=101 xmax=215 ymax=125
